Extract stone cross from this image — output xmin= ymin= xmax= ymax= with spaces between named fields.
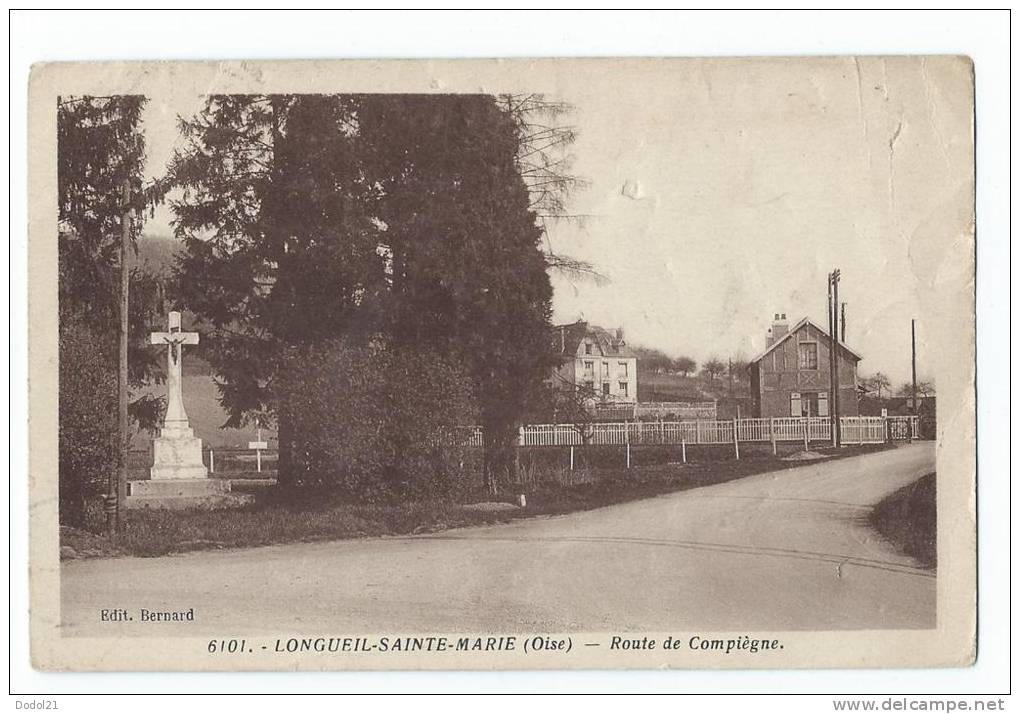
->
xmin=150 ymin=311 xmax=200 ymax=428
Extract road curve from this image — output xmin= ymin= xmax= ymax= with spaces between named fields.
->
xmin=61 ymin=443 xmax=935 ymax=635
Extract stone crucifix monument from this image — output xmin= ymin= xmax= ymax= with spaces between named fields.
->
xmin=149 ymin=310 xmax=207 ymax=480
xmin=126 ymin=310 xmax=237 ymax=507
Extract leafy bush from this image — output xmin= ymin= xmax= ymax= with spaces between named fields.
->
xmin=59 ymin=323 xmax=118 ymax=528
xmin=277 ymin=340 xmax=477 ymax=502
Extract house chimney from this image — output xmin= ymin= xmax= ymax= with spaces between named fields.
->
xmin=769 ymin=312 xmax=789 ymax=346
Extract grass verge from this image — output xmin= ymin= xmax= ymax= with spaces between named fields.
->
xmin=867 ymin=471 xmax=936 ymax=570
xmin=62 ymin=443 xmax=893 ymax=560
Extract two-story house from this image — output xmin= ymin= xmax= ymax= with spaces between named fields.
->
xmin=551 ymin=321 xmax=638 ymax=403
xmin=748 ymin=313 xmax=861 ymax=418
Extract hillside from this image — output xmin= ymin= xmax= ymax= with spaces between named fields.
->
xmin=134 ymin=233 xmax=182 ymax=276
xmin=131 ymin=373 xmax=274 ymax=451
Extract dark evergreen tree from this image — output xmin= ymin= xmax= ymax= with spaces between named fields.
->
xmin=171 ymin=95 xmax=387 ymax=488
xmin=358 ymin=95 xmax=555 ymax=489
xmin=173 ymin=94 xmax=559 ymax=493
xmin=57 ymin=95 xmax=163 ymax=526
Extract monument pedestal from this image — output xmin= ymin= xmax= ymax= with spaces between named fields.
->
xmin=125 ymin=310 xmax=254 ymax=510
xmin=150 ymin=420 xmax=208 ymax=481
xmin=125 ymin=421 xmax=253 ymax=509
xmin=124 ymin=477 xmax=251 ymax=510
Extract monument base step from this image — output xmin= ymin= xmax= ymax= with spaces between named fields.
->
xmin=150 ymin=464 xmax=209 ymax=481
xmin=127 ymin=478 xmax=230 ymax=498
xmin=123 ymin=492 xmax=255 ymax=511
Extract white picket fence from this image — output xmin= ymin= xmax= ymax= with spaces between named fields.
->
xmin=460 ymin=415 xmax=917 ymax=448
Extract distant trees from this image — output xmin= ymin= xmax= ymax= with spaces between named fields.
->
xmin=726 ymin=356 xmax=750 ymax=384
xmin=634 ymin=347 xmax=674 ymax=374
xmin=673 ymin=356 xmax=697 ymax=378
xmin=701 ymin=357 xmax=726 ymax=382
xmin=633 ymin=347 xmax=699 ymax=378
xmin=896 ymin=381 xmax=935 ymax=398
xmin=861 ymin=372 xmax=892 ymax=399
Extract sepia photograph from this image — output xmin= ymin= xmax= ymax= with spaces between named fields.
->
xmin=27 ymin=55 xmax=976 ymax=672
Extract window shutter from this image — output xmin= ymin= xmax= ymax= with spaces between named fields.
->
xmin=790 ymin=392 xmax=802 ymax=416
xmin=818 ymin=392 xmax=829 ymax=417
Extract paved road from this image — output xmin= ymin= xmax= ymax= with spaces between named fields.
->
xmin=61 ymin=443 xmax=935 ymax=635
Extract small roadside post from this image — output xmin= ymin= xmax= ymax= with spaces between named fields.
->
xmin=732 ymin=417 xmax=740 ymax=460
xmin=248 ymin=418 xmax=268 ymax=474
xmin=770 ymin=417 xmax=777 ymax=455
xmin=803 ymin=417 xmax=810 ymax=451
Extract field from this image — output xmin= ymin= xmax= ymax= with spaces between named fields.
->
xmin=637 ymin=371 xmax=753 ymax=418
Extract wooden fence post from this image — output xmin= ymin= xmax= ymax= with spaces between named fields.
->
xmin=732 ymin=417 xmax=740 ymax=459
xmin=770 ymin=417 xmax=777 ymax=455
xmin=209 ymin=448 xmax=215 ymax=474
xmin=696 ymin=420 xmax=702 ymax=445
xmin=625 ymin=420 xmax=631 ymax=469
xmin=681 ymin=436 xmax=687 ymax=464
xmin=803 ymin=417 xmax=810 ymax=451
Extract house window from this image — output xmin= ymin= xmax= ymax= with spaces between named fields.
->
xmin=585 ymin=343 xmax=592 ymax=355
xmin=801 ymin=392 xmax=819 ymax=416
xmin=618 ymin=361 xmax=628 ymax=377
xmin=583 ymin=361 xmax=594 ymax=376
xmin=602 ymin=382 xmax=611 ymax=396
xmin=818 ymin=391 xmax=829 ymax=417
xmin=602 ymin=361 xmax=610 ymax=377
xmin=790 ymin=392 xmax=802 ymax=417
xmin=583 ymin=380 xmax=594 ymax=394
xmin=798 ymin=342 xmax=818 ymax=370
xmin=619 ymin=381 xmax=628 ymax=397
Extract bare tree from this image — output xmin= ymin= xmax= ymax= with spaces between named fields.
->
xmin=861 ymin=371 xmax=891 ymax=399
xmin=502 ymin=94 xmax=606 ymax=287
xmin=673 ymin=356 xmax=697 ymax=378
xmin=702 ymin=357 xmax=726 ymax=382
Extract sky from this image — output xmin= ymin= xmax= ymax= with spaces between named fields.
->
xmin=138 ymin=57 xmax=973 ymax=386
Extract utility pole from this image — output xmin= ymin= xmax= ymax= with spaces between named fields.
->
xmin=911 ymin=319 xmax=918 ymax=416
xmin=113 ymin=179 xmax=132 ymax=537
xmin=827 ymin=273 xmax=834 ymax=445
xmin=827 ymin=269 xmax=842 ymax=448
xmin=728 ymin=358 xmax=734 ymax=399
xmin=841 ymin=302 xmax=847 ymax=343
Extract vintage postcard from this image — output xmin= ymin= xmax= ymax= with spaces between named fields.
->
xmin=28 ymin=57 xmax=975 ymax=671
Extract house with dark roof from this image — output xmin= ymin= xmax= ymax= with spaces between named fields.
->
xmin=551 ymin=321 xmax=638 ymax=403
xmin=748 ymin=313 xmax=862 ymax=418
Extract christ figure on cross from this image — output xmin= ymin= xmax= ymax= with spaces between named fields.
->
xmin=150 ymin=310 xmax=200 ymax=429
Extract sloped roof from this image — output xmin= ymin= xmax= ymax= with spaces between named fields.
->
xmin=554 ymin=321 xmax=637 ymax=359
xmin=749 ymin=316 xmax=863 ymax=365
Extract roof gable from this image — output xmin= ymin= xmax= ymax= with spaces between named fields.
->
xmin=750 ymin=317 xmax=862 ymax=364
